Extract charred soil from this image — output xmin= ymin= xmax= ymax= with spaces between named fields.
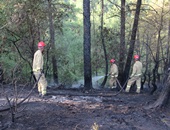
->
xmin=0 ymin=85 xmax=170 ymax=130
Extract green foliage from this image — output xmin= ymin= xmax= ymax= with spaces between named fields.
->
xmin=0 ymin=0 xmax=169 ymax=85
xmin=59 ymin=67 xmax=81 ymax=85
xmin=0 ymin=50 xmax=31 ymax=82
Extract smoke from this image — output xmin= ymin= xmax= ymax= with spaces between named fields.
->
xmin=71 ymin=76 xmax=105 ymax=89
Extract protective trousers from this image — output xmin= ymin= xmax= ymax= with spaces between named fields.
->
xmin=34 ymin=71 xmax=47 ymax=96
xmin=125 ymin=76 xmax=141 ymax=93
xmin=109 ymin=77 xmax=117 ymax=88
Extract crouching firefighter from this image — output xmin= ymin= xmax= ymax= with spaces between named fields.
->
xmin=109 ymin=58 xmax=118 ymax=89
xmin=32 ymin=41 xmax=48 ymax=97
xmin=125 ymin=54 xmax=143 ymax=93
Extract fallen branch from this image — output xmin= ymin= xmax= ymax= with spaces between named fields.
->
xmin=0 ymin=74 xmax=42 ymax=112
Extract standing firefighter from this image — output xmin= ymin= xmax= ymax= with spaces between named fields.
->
xmin=109 ymin=59 xmax=118 ymax=89
xmin=33 ymin=41 xmax=48 ymax=97
xmin=125 ymin=54 xmax=143 ymax=93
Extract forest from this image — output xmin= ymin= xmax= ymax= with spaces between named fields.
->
xmin=0 ymin=0 xmax=170 ymax=130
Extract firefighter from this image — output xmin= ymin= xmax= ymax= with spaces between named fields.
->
xmin=32 ymin=41 xmax=48 ymax=97
xmin=109 ymin=59 xmax=118 ymax=89
xmin=125 ymin=54 xmax=143 ymax=93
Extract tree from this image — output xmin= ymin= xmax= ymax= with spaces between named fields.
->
xmin=83 ymin=0 xmax=92 ymax=90
xmin=100 ymin=0 xmax=109 ymax=88
xmin=119 ymin=0 xmax=126 ymax=85
xmin=1 ymin=0 xmax=48 ymax=82
xmin=146 ymin=0 xmax=170 ymax=109
xmin=47 ymin=0 xmax=58 ymax=84
xmin=123 ymin=0 xmax=142 ymax=83
xmin=146 ymin=68 xmax=170 ymax=109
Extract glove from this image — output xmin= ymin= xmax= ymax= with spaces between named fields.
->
xmin=130 ymin=74 xmax=134 ymax=78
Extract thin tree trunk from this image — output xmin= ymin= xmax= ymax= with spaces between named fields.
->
xmin=146 ymin=71 xmax=170 ymax=109
xmin=48 ymin=0 xmax=58 ymax=84
xmin=100 ymin=0 xmax=108 ymax=88
xmin=123 ymin=0 xmax=142 ymax=81
xmin=119 ymin=0 xmax=126 ymax=86
xmin=164 ymin=0 xmax=170 ymax=71
xmin=150 ymin=0 xmax=165 ymax=94
xmin=146 ymin=0 xmax=170 ymax=109
xmin=92 ymin=1 xmax=98 ymax=76
xmin=83 ymin=0 xmax=92 ymax=90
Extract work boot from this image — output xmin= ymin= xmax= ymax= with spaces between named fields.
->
xmin=41 ymin=94 xmax=49 ymax=100
xmin=38 ymin=93 xmax=42 ymax=97
xmin=112 ymin=86 xmax=116 ymax=88
xmin=125 ymin=86 xmax=130 ymax=92
xmin=136 ymin=88 xmax=140 ymax=94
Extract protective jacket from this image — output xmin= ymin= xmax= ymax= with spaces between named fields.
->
xmin=130 ymin=61 xmax=142 ymax=77
xmin=32 ymin=49 xmax=47 ymax=96
xmin=33 ymin=50 xmax=44 ymax=72
xmin=110 ymin=63 xmax=118 ymax=77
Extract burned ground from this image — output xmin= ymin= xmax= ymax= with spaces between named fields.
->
xmin=0 ymin=85 xmax=170 ymax=130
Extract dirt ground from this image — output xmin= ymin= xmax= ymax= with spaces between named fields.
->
xmin=0 ymin=85 xmax=170 ymax=130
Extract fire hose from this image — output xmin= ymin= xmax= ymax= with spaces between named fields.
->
xmin=106 ymin=74 xmax=129 ymax=96
xmin=0 ymin=73 xmax=42 ymax=112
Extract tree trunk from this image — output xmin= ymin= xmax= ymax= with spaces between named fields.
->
xmin=141 ymin=34 xmax=150 ymax=89
xmin=149 ymin=0 xmax=170 ymax=108
xmin=123 ymin=0 xmax=142 ymax=82
xmin=118 ymin=0 xmax=126 ymax=86
xmin=146 ymin=0 xmax=170 ymax=109
xmin=83 ymin=0 xmax=92 ymax=90
xmin=150 ymin=1 xmax=165 ymax=94
xmin=164 ymin=0 xmax=170 ymax=71
xmin=48 ymin=0 xmax=58 ymax=84
xmin=150 ymin=61 xmax=158 ymax=94
xmin=100 ymin=0 xmax=108 ymax=88
xmin=146 ymin=71 xmax=170 ymax=109
xmin=91 ymin=1 xmax=98 ymax=76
